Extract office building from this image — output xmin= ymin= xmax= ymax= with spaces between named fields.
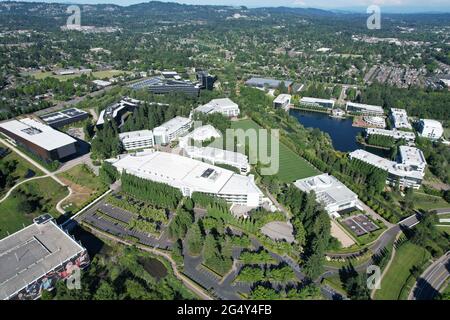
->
xmin=119 ymin=130 xmax=154 ymax=151
xmin=390 ymin=108 xmax=412 ymax=130
xmin=294 ymin=174 xmax=360 ymax=219
xmin=245 ymin=77 xmax=293 ymax=92
xmin=153 ymin=116 xmax=192 ymax=145
xmin=346 ymin=102 xmax=384 ymax=115
xmin=183 ymin=146 xmax=250 ymax=174
xmin=273 ymin=94 xmax=292 ymax=109
xmin=40 ymin=108 xmax=89 ymax=128
xmin=366 ymin=128 xmax=416 ymax=142
xmin=179 ymin=125 xmax=222 ymax=149
xmin=109 ymin=151 xmax=266 ymax=207
xmin=417 ymin=119 xmax=444 ymax=140
xmin=363 ymin=116 xmax=386 ymax=128
xmin=349 ymin=148 xmax=426 ymax=189
xmin=196 ymin=70 xmax=217 ymax=90
xmin=129 ymin=76 xmax=200 ymax=97
xmin=96 ymin=97 xmax=141 ymax=128
xmin=0 ymin=214 xmax=89 ymax=300
xmin=0 ymin=118 xmax=77 ymax=162
xmin=194 ymin=98 xmax=240 ymax=117
xmin=300 ymin=97 xmax=335 ymax=109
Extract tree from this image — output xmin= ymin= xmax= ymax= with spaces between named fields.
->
xmin=186 ymin=222 xmax=203 ymax=256
xmin=93 ymin=281 xmax=118 ymax=300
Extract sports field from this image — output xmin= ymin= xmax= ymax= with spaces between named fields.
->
xmin=231 ymin=119 xmax=319 ymax=182
xmin=32 ymin=69 xmax=131 ymax=81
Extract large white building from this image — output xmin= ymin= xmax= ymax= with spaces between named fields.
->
xmin=390 ymin=108 xmax=412 ymax=130
xmin=366 ymin=128 xmax=416 ymax=142
xmin=349 ymin=148 xmax=426 ymax=189
xmin=398 ymin=146 xmax=427 ymax=173
xmin=119 ymin=130 xmax=154 ymax=151
xmin=417 ymin=119 xmax=444 ymax=140
xmin=183 ymin=146 xmax=250 ymax=175
xmin=194 ymin=98 xmax=240 ymax=117
xmin=300 ymin=97 xmax=335 ymax=109
xmin=109 ymin=151 xmax=266 ymax=207
xmin=294 ymin=174 xmax=360 ymax=219
xmin=273 ymin=94 xmax=292 ymax=109
xmin=153 ymin=116 xmax=192 ymax=145
xmin=346 ymin=102 xmax=384 ymax=115
xmin=178 ymin=125 xmax=222 ymax=149
xmin=0 ymin=118 xmax=77 ymax=161
xmin=363 ymin=116 xmax=386 ymax=128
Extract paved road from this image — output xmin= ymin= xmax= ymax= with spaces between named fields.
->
xmin=409 ymin=251 xmax=450 ymax=300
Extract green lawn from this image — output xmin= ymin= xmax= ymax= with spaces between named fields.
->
xmin=0 ymin=147 xmax=43 ymax=196
xmin=0 ymin=177 xmax=68 ymax=239
xmin=32 ymin=69 xmax=130 ymax=81
xmin=413 ymin=192 xmax=449 ymax=211
xmin=374 ymin=241 xmax=431 ymax=300
xmin=231 ymin=119 xmax=319 ymax=182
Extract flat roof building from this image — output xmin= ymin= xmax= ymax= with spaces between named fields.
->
xmin=183 ymin=146 xmax=250 ymax=175
xmin=40 ymin=108 xmax=89 ymax=128
xmin=417 ymin=119 xmax=444 ymax=140
xmin=273 ymin=94 xmax=292 ymax=109
xmin=390 ymin=108 xmax=412 ymax=130
xmin=0 ymin=118 xmax=77 ymax=162
xmin=0 ymin=214 xmax=89 ymax=300
xmin=349 ymin=149 xmax=426 ymax=189
xmin=179 ymin=125 xmax=222 ymax=149
xmin=153 ymin=116 xmax=192 ymax=145
xmin=245 ymin=77 xmax=293 ymax=91
xmin=96 ymin=97 xmax=141 ymax=128
xmin=129 ymin=76 xmax=200 ymax=97
xmin=363 ymin=116 xmax=386 ymax=128
xmin=194 ymin=98 xmax=240 ymax=118
xmin=366 ymin=128 xmax=416 ymax=142
xmin=294 ymin=174 xmax=360 ymax=219
xmin=300 ymin=97 xmax=335 ymax=109
xmin=92 ymin=79 xmax=112 ymax=88
xmin=110 ymin=151 xmax=267 ymax=207
xmin=119 ymin=130 xmax=154 ymax=151
xmin=346 ymin=102 xmax=384 ymax=115
xmin=399 ymin=145 xmax=427 ymax=173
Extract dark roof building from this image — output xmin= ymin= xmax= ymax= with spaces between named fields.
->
xmin=129 ymin=76 xmax=200 ymax=96
xmin=40 ymin=108 xmax=89 ymax=128
xmin=245 ymin=77 xmax=294 ymax=91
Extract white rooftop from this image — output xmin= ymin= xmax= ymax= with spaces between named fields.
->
xmin=346 ymin=102 xmax=384 ymax=113
xmin=399 ymin=146 xmax=427 ymax=167
xmin=195 ymin=98 xmax=239 ymax=114
xmin=179 ymin=125 xmax=221 ymax=148
xmin=349 ymin=149 xmax=424 ymax=180
xmin=154 ymin=116 xmax=191 ymax=136
xmin=184 ymin=146 xmax=249 ymax=167
xmin=366 ymin=128 xmax=416 ymax=141
xmin=274 ymin=94 xmax=292 ymax=104
xmin=301 ymin=97 xmax=335 ymax=104
xmin=294 ymin=174 xmax=358 ymax=207
xmin=110 ymin=151 xmax=262 ymax=197
xmin=419 ymin=119 xmax=443 ymax=128
xmin=119 ymin=130 xmax=153 ymax=140
xmin=0 ymin=118 xmax=77 ymax=151
xmin=390 ymin=108 xmax=412 ymax=129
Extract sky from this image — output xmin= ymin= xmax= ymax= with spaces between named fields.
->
xmin=10 ymin=0 xmax=450 ymax=12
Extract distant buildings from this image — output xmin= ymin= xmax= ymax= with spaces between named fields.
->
xmin=183 ymin=146 xmax=250 ymax=175
xmin=0 ymin=118 xmax=77 ymax=162
xmin=349 ymin=146 xmax=426 ymax=189
xmin=0 ymin=214 xmax=89 ymax=300
xmin=390 ymin=108 xmax=412 ymax=130
xmin=129 ymin=76 xmax=200 ymax=96
xmin=40 ymin=108 xmax=89 ymax=128
xmin=245 ymin=77 xmax=293 ymax=92
xmin=92 ymin=79 xmax=112 ymax=88
xmin=346 ymin=102 xmax=384 ymax=116
xmin=417 ymin=119 xmax=444 ymax=140
xmin=194 ymin=98 xmax=240 ymax=117
xmin=294 ymin=174 xmax=360 ymax=219
xmin=119 ymin=130 xmax=154 ymax=151
xmin=109 ymin=151 xmax=266 ymax=207
xmin=366 ymin=128 xmax=416 ymax=142
xmin=96 ymin=97 xmax=141 ymax=128
xmin=153 ymin=116 xmax=192 ymax=145
xmin=300 ymin=97 xmax=335 ymax=109
xmin=273 ymin=94 xmax=292 ymax=109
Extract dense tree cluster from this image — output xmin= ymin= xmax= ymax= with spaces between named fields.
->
xmin=121 ymin=172 xmax=182 ymax=209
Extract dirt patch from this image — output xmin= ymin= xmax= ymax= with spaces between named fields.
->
xmin=331 ymin=220 xmax=356 ymax=248
xmin=60 ymin=177 xmax=95 ymax=207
